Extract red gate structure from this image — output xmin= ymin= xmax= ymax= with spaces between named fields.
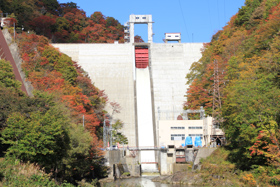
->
xmin=135 ymin=47 xmax=149 ymax=68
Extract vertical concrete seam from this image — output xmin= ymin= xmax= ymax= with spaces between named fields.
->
xmin=149 ymin=45 xmax=157 ymax=152
xmin=133 ymin=45 xmax=139 ymax=148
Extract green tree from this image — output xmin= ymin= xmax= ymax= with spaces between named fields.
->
xmin=63 ymin=123 xmax=93 ymax=181
xmin=112 ymin=119 xmax=128 ymax=145
xmin=1 ymin=106 xmax=70 ymax=172
xmin=223 ymin=62 xmax=280 ymax=169
xmin=40 ymin=0 xmax=59 ymax=15
xmin=0 ymin=59 xmax=22 ymax=91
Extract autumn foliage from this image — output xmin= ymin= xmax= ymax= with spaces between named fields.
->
xmin=1 ymin=31 xmax=109 ymax=181
xmin=185 ymin=0 xmax=280 ymax=184
xmin=18 ymin=31 xmax=107 ymax=139
xmin=0 ymin=0 xmax=126 ymax=43
xmin=0 ymin=0 xmax=137 ymax=185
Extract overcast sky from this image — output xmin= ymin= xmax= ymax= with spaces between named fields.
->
xmin=58 ymin=0 xmax=245 ymax=43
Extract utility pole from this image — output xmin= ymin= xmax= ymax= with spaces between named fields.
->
xmin=103 ymin=119 xmax=107 ymax=148
xmin=211 ymin=59 xmax=224 ymax=145
xmin=212 ymin=59 xmax=222 ymax=121
xmin=103 ymin=114 xmax=113 ymax=149
xmin=83 ymin=115 xmax=85 ymax=127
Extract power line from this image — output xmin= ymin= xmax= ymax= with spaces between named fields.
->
xmin=224 ymin=0 xmax=226 ymax=24
xmin=178 ymin=0 xmax=191 ymax=42
xmin=207 ymin=0 xmax=213 ymax=35
xmin=217 ymin=0 xmax=220 ymax=28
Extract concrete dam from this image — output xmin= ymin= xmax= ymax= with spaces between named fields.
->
xmin=53 ymin=14 xmax=204 ymax=172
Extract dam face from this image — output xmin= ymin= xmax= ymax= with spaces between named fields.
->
xmin=52 ymin=42 xmax=203 ymax=171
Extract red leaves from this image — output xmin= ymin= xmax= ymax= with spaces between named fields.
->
xmin=40 ymin=57 xmax=49 ymax=66
xmin=29 ymin=15 xmax=56 ymax=38
xmin=3 ymin=18 xmax=17 ymax=27
xmin=22 ymin=53 xmax=30 ymax=62
xmin=184 ymin=78 xmax=212 ymax=112
xmin=250 ymin=130 xmax=280 ymax=167
xmin=17 ymin=33 xmax=107 ymax=157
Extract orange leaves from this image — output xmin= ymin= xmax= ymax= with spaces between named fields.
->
xmin=22 ymin=53 xmax=30 ymax=63
xmin=40 ymin=57 xmax=49 ymax=66
xmin=250 ymin=129 xmax=280 ymax=167
xmin=242 ymin=173 xmax=257 ymax=187
xmin=62 ymin=92 xmax=89 ymax=111
xmin=184 ymin=78 xmax=212 ymax=112
xmin=28 ymin=71 xmax=64 ymax=91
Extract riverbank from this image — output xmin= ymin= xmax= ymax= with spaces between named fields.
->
xmin=152 ymin=171 xmax=202 ymax=185
xmin=152 ymin=170 xmax=236 ymax=186
xmin=153 ymin=147 xmax=279 ymax=186
xmin=100 ymin=148 xmax=279 ymax=186
xmin=152 ymin=148 xmax=240 ymax=186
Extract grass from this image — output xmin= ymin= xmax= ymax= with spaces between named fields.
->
xmin=198 ymin=147 xmax=280 ymax=187
xmin=0 ymin=158 xmax=74 ymax=187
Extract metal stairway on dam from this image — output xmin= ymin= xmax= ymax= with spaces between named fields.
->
xmin=135 ymin=46 xmax=158 ymax=172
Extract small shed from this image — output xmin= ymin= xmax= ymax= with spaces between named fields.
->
xmin=165 ymin=33 xmax=181 ymax=43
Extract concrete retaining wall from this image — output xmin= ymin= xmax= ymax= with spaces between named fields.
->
xmin=107 ymin=150 xmax=141 ymax=178
xmin=173 ymin=163 xmax=190 ymax=173
xmin=52 ymin=43 xmax=137 ymax=147
xmin=193 ymin=148 xmax=216 ymax=170
xmin=1 ymin=29 xmax=33 ymax=96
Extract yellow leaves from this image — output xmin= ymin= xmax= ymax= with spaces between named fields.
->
xmin=260 ymin=119 xmax=278 ymax=135
xmin=242 ymin=173 xmax=257 ymax=186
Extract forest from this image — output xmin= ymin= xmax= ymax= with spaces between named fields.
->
xmin=0 ymin=0 xmax=280 ymax=186
xmin=0 ymin=0 xmax=126 ymax=43
xmin=185 ymin=0 xmax=280 ymax=185
xmin=0 ymin=0 xmax=128 ymax=186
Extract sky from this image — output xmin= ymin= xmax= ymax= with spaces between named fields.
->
xmin=58 ymin=0 xmax=246 ymax=43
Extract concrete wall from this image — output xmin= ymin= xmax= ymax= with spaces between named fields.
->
xmin=52 ymin=42 xmax=204 ymax=149
xmin=107 ymin=150 xmax=141 ymax=178
xmin=193 ymin=148 xmax=216 ymax=170
xmin=52 ymin=43 xmax=137 ymax=147
xmin=203 ymin=116 xmax=213 ymax=146
xmin=150 ymin=43 xmax=203 ymax=121
xmin=173 ymin=163 xmax=190 ymax=173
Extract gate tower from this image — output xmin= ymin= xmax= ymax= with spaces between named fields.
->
xmin=129 ymin=15 xmax=153 ymax=43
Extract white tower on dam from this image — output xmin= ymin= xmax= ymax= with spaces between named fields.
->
xmin=52 ymin=14 xmax=203 ymax=172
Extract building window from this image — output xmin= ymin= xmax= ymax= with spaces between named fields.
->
xmin=175 ymin=35 xmax=179 ymax=37
xmin=136 ymin=17 xmax=139 ymax=19
xmin=142 ymin=17 xmax=146 ymax=19
xmin=171 ymin=127 xmax=185 ymax=129
xmin=188 ymin=126 xmax=203 ymax=129
xmin=167 ymin=35 xmax=171 ymax=37
xmin=171 ymin=134 xmax=185 ymax=140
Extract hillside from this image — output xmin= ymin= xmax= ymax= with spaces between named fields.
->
xmin=0 ymin=30 xmax=109 ymax=184
xmin=0 ymin=0 xmax=124 ymax=43
xmin=185 ymin=0 xmax=280 ymax=184
xmin=0 ymin=1 xmax=132 ymax=185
